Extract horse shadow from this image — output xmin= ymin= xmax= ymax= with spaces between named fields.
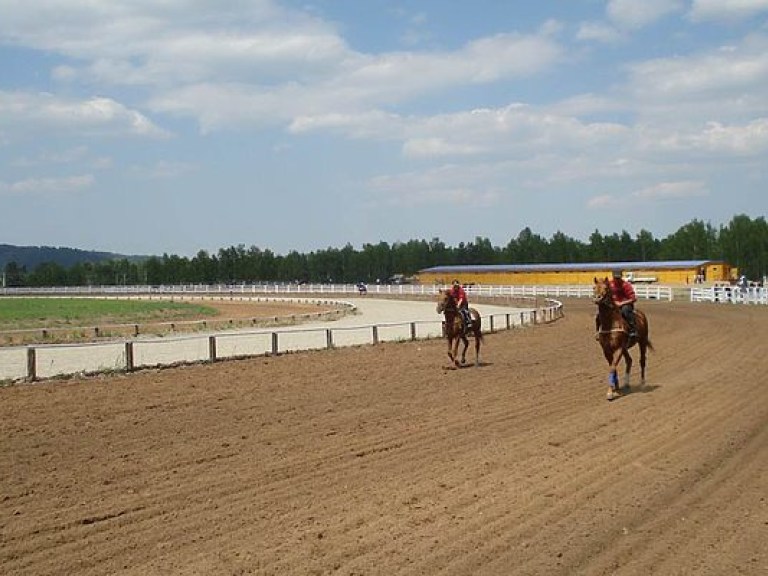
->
xmin=442 ymin=360 xmax=493 ymax=371
xmin=620 ymin=383 xmax=660 ymax=397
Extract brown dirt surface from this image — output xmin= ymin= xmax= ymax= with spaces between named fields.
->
xmin=1 ymin=298 xmax=767 ymax=575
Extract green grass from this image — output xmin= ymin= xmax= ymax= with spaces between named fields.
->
xmin=0 ymin=298 xmax=218 ymax=330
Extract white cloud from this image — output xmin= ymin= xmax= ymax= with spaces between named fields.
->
xmin=397 ymin=104 xmax=629 ymax=161
xmin=369 ymin=164 xmax=502 ymax=208
xmin=0 ymin=174 xmax=94 ymax=196
xmin=134 ymin=160 xmax=198 ymax=180
xmin=10 ymin=147 xmax=113 ymax=171
xmin=0 ymin=0 xmax=347 ymax=86
xmin=628 ymin=49 xmax=768 ymax=100
xmin=689 ymin=0 xmax=768 ymax=21
xmin=624 ymin=34 xmax=768 ymax=132
xmin=588 ymin=180 xmax=708 ymax=209
xmin=644 ymin=119 xmax=768 ymax=154
xmin=607 ymin=0 xmax=685 ymax=29
xmin=587 ymin=194 xmax=622 ymax=208
xmin=0 ymin=91 xmax=169 ymax=138
xmin=402 ymin=138 xmax=485 ymax=158
xmin=632 ymin=180 xmax=708 ymax=200
xmin=1 ymin=1 xmax=565 ymax=134
xmin=147 ymin=30 xmax=563 ymax=131
xmin=576 ymin=22 xmax=623 ymax=43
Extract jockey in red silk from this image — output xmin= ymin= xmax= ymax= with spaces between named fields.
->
xmin=608 ymin=269 xmax=637 ymax=338
xmin=451 ymin=279 xmax=472 ymax=330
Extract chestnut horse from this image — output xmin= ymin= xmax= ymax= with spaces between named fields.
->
xmin=593 ymin=277 xmax=654 ymax=400
xmin=436 ymin=290 xmax=483 ymax=367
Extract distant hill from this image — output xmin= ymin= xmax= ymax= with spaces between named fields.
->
xmin=0 ymin=244 xmax=144 ymax=270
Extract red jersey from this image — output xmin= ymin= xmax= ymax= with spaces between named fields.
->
xmin=451 ymin=284 xmax=468 ymax=305
xmin=608 ymin=278 xmax=636 ymax=304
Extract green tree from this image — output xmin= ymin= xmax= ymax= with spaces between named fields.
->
xmin=720 ymin=214 xmax=768 ymax=279
xmin=3 ymin=261 xmax=27 ymax=287
xmin=659 ymin=219 xmax=717 ymax=260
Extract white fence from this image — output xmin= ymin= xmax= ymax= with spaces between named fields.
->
xmin=690 ymin=285 xmax=768 ymax=304
xmin=0 ymin=294 xmax=564 ymax=383
xmin=0 ymin=282 xmax=674 ymax=301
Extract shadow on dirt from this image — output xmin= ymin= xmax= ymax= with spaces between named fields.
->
xmin=624 ymin=384 xmax=661 ymax=396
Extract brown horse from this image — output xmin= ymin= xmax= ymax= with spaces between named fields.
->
xmin=436 ymin=290 xmax=483 ymax=367
xmin=593 ymin=277 xmax=654 ymax=400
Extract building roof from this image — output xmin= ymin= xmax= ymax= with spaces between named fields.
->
xmin=418 ymin=260 xmax=720 ymax=274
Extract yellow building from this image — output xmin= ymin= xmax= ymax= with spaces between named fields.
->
xmin=416 ymin=260 xmax=736 ymax=286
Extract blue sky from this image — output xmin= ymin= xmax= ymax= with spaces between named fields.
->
xmin=1 ymin=0 xmax=767 ymax=257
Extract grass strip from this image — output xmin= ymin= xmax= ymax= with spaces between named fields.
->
xmin=0 ymin=298 xmax=218 ymax=330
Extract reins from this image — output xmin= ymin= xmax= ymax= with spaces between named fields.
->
xmin=595 ymin=286 xmax=625 ymax=334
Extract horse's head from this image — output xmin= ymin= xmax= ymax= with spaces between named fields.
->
xmin=436 ymin=289 xmax=455 ymax=314
xmin=593 ymin=277 xmax=613 ymax=307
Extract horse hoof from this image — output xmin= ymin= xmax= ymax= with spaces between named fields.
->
xmin=606 ymin=390 xmax=617 ymax=401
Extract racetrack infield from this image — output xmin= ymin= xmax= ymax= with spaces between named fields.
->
xmin=1 ymin=298 xmax=767 ymax=575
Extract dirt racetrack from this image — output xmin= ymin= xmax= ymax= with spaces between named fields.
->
xmin=1 ymin=298 xmax=767 ymax=575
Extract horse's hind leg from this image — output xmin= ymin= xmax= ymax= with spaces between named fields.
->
xmin=474 ymin=335 xmax=481 ymax=367
xmin=639 ymin=342 xmax=648 ymax=385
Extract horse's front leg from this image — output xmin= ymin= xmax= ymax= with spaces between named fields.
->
xmin=446 ymin=337 xmax=456 ymax=366
xmin=459 ymin=336 xmax=469 ymax=365
xmin=449 ymin=337 xmax=461 ymax=368
xmin=606 ymin=347 xmax=624 ymax=401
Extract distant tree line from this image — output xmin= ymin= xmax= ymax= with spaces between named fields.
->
xmin=3 ymin=214 xmax=766 ymax=287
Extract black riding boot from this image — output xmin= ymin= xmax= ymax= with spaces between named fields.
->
xmin=623 ymin=307 xmax=637 ymax=339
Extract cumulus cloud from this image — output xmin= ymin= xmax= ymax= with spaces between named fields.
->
xmin=397 ymin=104 xmax=629 ymax=161
xmin=145 ymin=29 xmax=563 ymax=131
xmin=0 ymin=91 xmax=169 ymax=138
xmin=632 ymin=180 xmax=708 ymax=200
xmin=588 ymin=180 xmax=708 ymax=209
xmin=134 ymin=160 xmax=198 ymax=180
xmin=606 ymin=0 xmax=685 ymax=29
xmin=0 ymin=0 xmax=564 ymax=134
xmin=689 ymin=0 xmax=768 ymax=21
xmin=0 ymin=0 xmax=765 ymax=238
xmin=576 ymin=22 xmax=623 ymax=43
xmin=369 ymin=164 xmax=502 ymax=208
xmin=402 ymin=138 xmax=485 ymax=158
xmin=627 ymin=45 xmax=768 ymax=101
xmin=0 ymin=174 xmax=94 ymax=196
xmin=622 ymin=33 xmax=768 ymax=140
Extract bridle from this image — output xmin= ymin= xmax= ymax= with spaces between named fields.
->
xmin=594 ymin=282 xmax=615 ymax=309
xmin=437 ymin=291 xmax=459 ymax=314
